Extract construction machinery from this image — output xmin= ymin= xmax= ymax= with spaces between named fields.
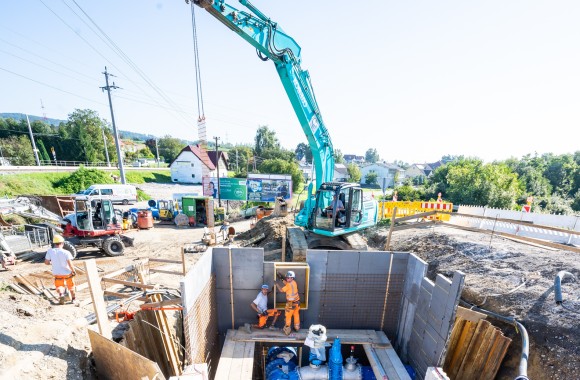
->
xmin=189 ymin=0 xmax=378 ymax=246
xmin=60 ymin=196 xmax=134 ymax=259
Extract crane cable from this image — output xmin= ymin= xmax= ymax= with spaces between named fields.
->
xmin=190 ymin=3 xmax=205 ymax=120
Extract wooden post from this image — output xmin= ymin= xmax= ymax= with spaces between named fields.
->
xmin=384 ymin=207 xmax=397 ymax=251
xmin=181 ymin=248 xmax=186 ymax=276
xmin=84 ymin=259 xmax=112 ymax=339
xmin=281 ymin=227 xmax=286 ymax=262
xmin=229 ymin=248 xmax=235 ymax=330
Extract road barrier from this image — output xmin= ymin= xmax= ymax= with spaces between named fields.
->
xmin=379 ymin=201 xmax=453 ymax=221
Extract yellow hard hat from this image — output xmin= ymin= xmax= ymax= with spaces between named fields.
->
xmin=53 ymin=234 xmax=65 ymax=244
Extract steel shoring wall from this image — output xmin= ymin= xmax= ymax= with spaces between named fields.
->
xmin=183 ymin=274 xmax=220 ymax=378
xmin=318 ymin=273 xmax=405 ymax=335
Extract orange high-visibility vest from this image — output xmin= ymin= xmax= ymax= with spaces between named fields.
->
xmin=282 ymin=280 xmax=299 ymax=302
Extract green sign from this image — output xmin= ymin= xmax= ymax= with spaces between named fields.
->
xmin=215 ymin=178 xmax=247 ymax=201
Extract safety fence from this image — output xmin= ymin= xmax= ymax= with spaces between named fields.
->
xmin=379 ymin=201 xmax=453 ymax=222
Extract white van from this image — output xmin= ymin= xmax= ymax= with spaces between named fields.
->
xmin=78 ymin=184 xmax=137 ymax=205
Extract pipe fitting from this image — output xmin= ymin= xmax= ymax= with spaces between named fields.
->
xmin=554 ymin=271 xmax=576 ymax=304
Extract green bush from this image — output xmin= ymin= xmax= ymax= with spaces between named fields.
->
xmin=55 ymin=167 xmax=113 ymax=194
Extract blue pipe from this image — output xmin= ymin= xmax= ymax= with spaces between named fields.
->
xmin=329 ymin=338 xmax=343 ymax=380
xmin=266 ymin=347 xmax=299 ymax=380
xmin=554 ymin=270 xmax=576 ymax=304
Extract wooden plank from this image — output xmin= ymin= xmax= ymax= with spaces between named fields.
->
xmin=8 ymin=283 xmax=28 ymax=294
xmin=240 ymin=341 xmax=255 ymax=379
xmin=467 ymin=323 xmax=496 ymax=378
xmin=148 ymin=258 xmax=183 ymax=264
xmin=455 ymin=320 xmax=489 ymax=379
xmin=445 ymin=320 xmax=477 ymax=379
xmin=87 ymin=329 xmax=166 ymax=380
xmin=14 ymin=275 xmax=42 ymax=295
xmin=84 ymin=259 xmax=112 ymax=339
xmin=101 ymin=277 xmax=156 ymax=289
xmin=101 ymin=264 xmax=135 ymax=280
xmin=215 ymin=330 xmax=237 ymax=379
xmin=140 ymin=297 xmax=182 ymax=309
xmin=151 ymin=293 xmax=181 ymax=376
xmin=363 ymin=344 xmax=389 ymax=380
xmin=149 ymin=268 xmax=183 ymax=276
xmin=181 ymin=249 xmax=186 ymax=275
xmin=375 ymin=331 xmax=410 ymax=379
xmin=455 ymin=306 xmax=487 ymax=323
xmin=103 ymin=290 xmax=147 ymax=301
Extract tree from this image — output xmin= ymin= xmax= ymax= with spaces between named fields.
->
xmin=365 ymin=148 xmax=380 ymax=163
xmin=258 ymin=158 xmax=304 ymax=193
xmin=158 ymin=135 xmax=185 ymax=163
xmin=36 ymin=139 xmax=51 ymax=162
xmin=0 ymin=136 xmax=35 ymax=165
xmin=426 ymin=158 xmax=521 ymax=208
xmin=66 ymin=109 xmax=110 ymax=163
xmin=347 ymin=163 xmax=361 ymax=183
xmin=334 ymin=149 xmax=344 ymax=164
xmin=295 ymin=142 xmax=312 ymax=163
xmin=365 ymin=171 xmax=378 ymax=186
xmin=228 ymin=145 xmax=253 ymax=176
xmin=254 ymin=126 xmax=280 ymax=157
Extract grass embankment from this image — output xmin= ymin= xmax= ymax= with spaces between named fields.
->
xmin=0 ymin=169 xmax=171 ymax=197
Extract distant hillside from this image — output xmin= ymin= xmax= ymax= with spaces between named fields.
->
xmin=118 ymin=130 xmax=156 ymax=141
xmin=0 ymin=113 xmax=65 ymax=126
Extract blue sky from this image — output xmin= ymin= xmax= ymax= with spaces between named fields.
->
xmin=1 ymin=1 xmax=579 ymax=164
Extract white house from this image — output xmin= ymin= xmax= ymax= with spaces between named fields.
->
xmin=359 ymin=162 xmax=404 ymax=188
xmin=170 ymin=145 xmax=228 ymax=184
xmin=298 ymin=162 xmax=350 ymax=183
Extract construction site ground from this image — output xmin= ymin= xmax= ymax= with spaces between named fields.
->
xmin=1 ymin=206 xmax=579 ymax=379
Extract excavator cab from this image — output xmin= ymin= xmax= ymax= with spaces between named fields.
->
xmin=311 ymin=183 xmax=369 ymax=235
xmin=74 ymin=197 xmax=119 ymax=236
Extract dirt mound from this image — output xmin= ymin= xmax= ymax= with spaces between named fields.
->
xmin=235 ymin=214 xmax=295 ymax=251
xmin=367 ymin=225 xmax=580 ymax=380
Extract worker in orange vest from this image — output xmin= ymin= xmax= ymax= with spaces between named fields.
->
xmin=276 ymin=270 xmax=300 ymax=336
xmin=437 ymin=192 xmax=442 ymax=202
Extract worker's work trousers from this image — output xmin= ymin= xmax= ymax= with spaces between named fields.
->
xmin=54 ymin=274 xmax=75 ymax=291
xmin=284 ymin=301 xmax=300 ymax=329
xmin=257 ymin=309 xmax=281 ymax=328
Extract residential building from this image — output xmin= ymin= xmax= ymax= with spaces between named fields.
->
xmin=297 ymin=162 xmax=350 ymax=184
xmin=170 ymin=145 xmax=228 ymax=184
xmin=359 ymin=162 xmax=405 ymax=188
xmin=343 ymin=154 xmax=365 ymax=164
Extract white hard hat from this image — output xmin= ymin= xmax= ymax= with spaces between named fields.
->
xmin=286 ymin=271 xmax=295 ymax=278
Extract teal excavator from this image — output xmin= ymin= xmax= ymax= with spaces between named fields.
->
xmin=188 ymin=0 xmax=378 ymax=241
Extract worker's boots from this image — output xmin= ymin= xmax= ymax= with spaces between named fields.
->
xmin=283 ymin=326 xmax=292 ymax=336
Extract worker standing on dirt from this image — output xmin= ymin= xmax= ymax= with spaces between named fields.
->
xmin=276 ymin=270 xmax=300 ymax=336
xmin=250 ymin=284 xmax=281 ymax=330
xmin=44 ymin=235 xmax=76 ymax=305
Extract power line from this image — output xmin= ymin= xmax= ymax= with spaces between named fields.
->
xmin=0 ymin=66 xmax=107 ymax=106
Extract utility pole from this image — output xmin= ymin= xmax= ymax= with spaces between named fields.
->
xmin=101 ymin=67 xmax=126 ymax=184
xmin=214 ymin=136 xmax=221 ymax=207
xmin=25 ymin=115 xmax=40 ymax=166
xmin=102 ymin=128 xmax=111 ymax=167
xmin=155 ymin=139 xmax=160 ymax=168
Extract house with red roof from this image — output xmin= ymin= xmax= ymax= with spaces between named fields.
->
xmin=170 ymin=145 xmax=229 ymax=184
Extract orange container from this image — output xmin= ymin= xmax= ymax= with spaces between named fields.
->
xmin=137 ymin=210 xmax=154 ymax=229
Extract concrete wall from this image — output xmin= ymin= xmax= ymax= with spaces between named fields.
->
xmin=453 ymin=205 xmax=580 ymax=245
xmin=180 ymin=250 xmax=219 ymax=375
xmin=207 ymin=247 xmax=465 ymax=380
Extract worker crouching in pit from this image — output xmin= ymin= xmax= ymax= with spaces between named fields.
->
xmin=276 ymin=270 xmax=300 ymax=336
xmin=249 ymin=284 xmax=281 ymax=330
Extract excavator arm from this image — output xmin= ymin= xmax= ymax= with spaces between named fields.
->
xmin=189 ymin=0 xmax=334 ymax=200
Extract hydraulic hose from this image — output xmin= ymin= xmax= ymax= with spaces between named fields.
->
xmin=460 ymin=300 xmax=529 ymax=380
xmin=554 ymin=271 xmax=576 ymax=304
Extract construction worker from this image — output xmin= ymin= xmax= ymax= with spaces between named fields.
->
xmin=250 ymin=284 xmax=281 ymax=329
xmin=44 ymin=235 xmax=76 ymax=305
xmin=276 ymin=270 xmax=300 ymax=336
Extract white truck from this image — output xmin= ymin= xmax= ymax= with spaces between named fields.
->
xmin=76 ymin=184 xmax=137 ymax=205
